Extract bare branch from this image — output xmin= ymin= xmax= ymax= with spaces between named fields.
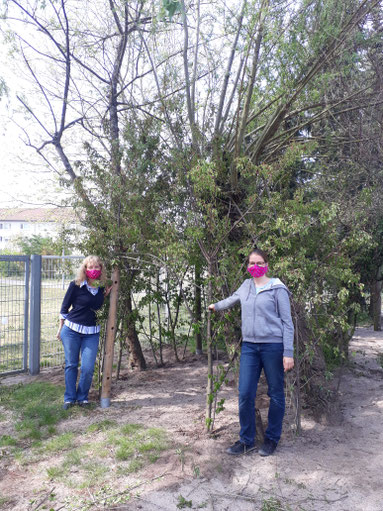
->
xmin=190 ymin=0 xmax=201 ymax=113
xmin=138 ymin=30 xmax=182 ymax=150
xmin=109 ymin=0 xmax=124 ymax=35
xmin=234 ymin=0 xmax=267 ymax=158
xmin=19 ymin=47 xmax=58 ymax=133
xmin=214 ymin=0 xmax=247 ymax=134
xmin=248 ymin=0 xmax=381 ymax=163
xmin=180 ymin=0 xmax=198 ymax=150
xmin=16 ymin=95 xmax=53 ymax=139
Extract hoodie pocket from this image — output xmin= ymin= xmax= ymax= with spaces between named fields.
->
xmin=254 ymin=316 xmax=274 ymax=337
xmin=241 ymin=301 xmax=254 ymax=338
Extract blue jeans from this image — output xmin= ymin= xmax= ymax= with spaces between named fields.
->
xmin=61 ymin=325 xmax=100 ymax=402
xmin=238 ymin=342 xmax=285 ymax=445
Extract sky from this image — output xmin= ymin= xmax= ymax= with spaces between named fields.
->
xmin=0 ymin=96 xmax=64 ymax=208
xmin=0 ymin=24 xmax=67 ymax=209
xmin=0 ymin=0 xmax=241 ymax=210
xmin=0 ymin=112 xmax=54 ymax=207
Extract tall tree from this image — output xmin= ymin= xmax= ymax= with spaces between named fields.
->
xmin=2 ymin=0 xmax=382 ymax=422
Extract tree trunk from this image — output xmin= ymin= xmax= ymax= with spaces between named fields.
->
xmin=371 ymin=279 xmax=382 ymax=331
xmin=195 ymin=261 xmax=203 ymax=355
xmin=126 ymin=290 xmax=147 ymax=370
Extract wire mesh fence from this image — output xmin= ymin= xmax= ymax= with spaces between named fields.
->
xmin=0 ymin=255 xmax=83 ymax=375
xmin=40 ymin=256 xmax=83 ymax=368
xmin=0 ymin=256 xmax=29 ymax=374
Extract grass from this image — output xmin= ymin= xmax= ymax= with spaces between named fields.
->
xmin=0 ymin=379 xmax=184 ymax=511
xmin=377 ymin=353 xmax=383 ymax=369
xmin=46 ymin=465 xmax=67 ymax=479
xmin=0 ymin=434 xmax=17 ymax=447
xmin=43 ymin=432 xmax=74 ymax=453
xmin=79 ymin=462 xmax=108 ymax=487
xmin=261 ymin=497 xmax=285 ymax=511
xmin=0 ymin=382 xmax=67 ymax=442
xmin=108 ymin=423 xmax=168 ymax=464
xmin=0 ymin=380 xmax=174 ymax=503
xmin=87 ymin=419 xmax=117 ymax=433
xmin=44 ymin=422 xmax=170 ymax=488
xmin=177 ymin=495 xmax=193 ymax=509
xmin=0 ymin=496 xmax=14 ymax=507
xmin=63 ymin=485 xmax=132 ymax=511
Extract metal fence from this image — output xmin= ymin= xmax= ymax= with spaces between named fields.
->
xmin=0 ymin=256 xmax=29 ymax=373
xmin=0 ymin=254 xmax=83 ymax=375
xmin=40 ymin=256 xmax=83 ymax=369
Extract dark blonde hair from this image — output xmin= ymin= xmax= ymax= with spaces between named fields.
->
xmin=75 ymin=255 xmax=107 ymax=286
xmin=247 ymin=248 xmax=269 ymax=265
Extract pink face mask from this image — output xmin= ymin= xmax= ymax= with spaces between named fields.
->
xmin=247 ymin=264 xmax=268 ymax=278
xmin=86 ymin=269 xmax=101 ymax=280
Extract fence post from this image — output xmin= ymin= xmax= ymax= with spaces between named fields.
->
xmin=23 ymin=258 xmax=30 ymax=372
xmin=29 ymin=254 xmax=42 ymax=375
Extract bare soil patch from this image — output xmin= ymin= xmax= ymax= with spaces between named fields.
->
xmin=1 ymin=327 xmax=383 ymax=511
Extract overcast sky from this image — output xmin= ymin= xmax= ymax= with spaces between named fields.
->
xmin=0 ymin=43 xmax=67 ymax=209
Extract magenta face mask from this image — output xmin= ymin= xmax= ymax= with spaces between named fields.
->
xmin=247 ymin=264 xmax=268 ymax=278
xmin=86 ymin=269 xmax=101 ymax=280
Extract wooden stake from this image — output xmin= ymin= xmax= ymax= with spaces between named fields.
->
xmin=100 ymin=266 xmax=120 ymax=408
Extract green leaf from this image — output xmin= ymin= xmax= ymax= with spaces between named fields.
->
xmin=162 ymin=0 xmax=181 ymax=21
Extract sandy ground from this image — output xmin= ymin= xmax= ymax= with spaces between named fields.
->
xmin=1 ymin=326 xmax=383 ymax=511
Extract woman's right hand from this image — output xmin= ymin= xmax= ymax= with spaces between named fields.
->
xmin=208 ymin=304 xmax=215 ymax=312
xmin=57 ymin=318 xmax=65 ymax=340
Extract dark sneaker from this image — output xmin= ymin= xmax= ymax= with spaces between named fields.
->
xmin=78 ymin=400 xmax=90 ymax=408
xmin=62 ymin=402 xmax=75 ymax=410
xmin=259 ymin=438 xmax=277 ymax=456
xmin=226 ymin=440 xmax=255 ymax=456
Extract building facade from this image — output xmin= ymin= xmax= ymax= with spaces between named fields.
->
xmin=0 ymin=208 xmax=77 ymax=251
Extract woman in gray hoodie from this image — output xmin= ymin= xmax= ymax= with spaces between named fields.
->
xmin=208 ymin=249 xmax=294 ymax=456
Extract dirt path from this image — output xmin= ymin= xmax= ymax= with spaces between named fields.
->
xmin=1 ymin=327 xmax=383 ymax=510
xmin=118 ymin=327 xmax=383 ymax=511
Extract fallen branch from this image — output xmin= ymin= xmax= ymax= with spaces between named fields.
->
xmin=31 ymin=487 xmax=55 ymax=511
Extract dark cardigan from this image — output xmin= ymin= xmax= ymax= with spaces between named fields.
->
xmin=60 ymin=281 xmax=105 ymax=326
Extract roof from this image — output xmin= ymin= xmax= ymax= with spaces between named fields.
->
xmin=0 ymin=208 xmax=77 ymax=223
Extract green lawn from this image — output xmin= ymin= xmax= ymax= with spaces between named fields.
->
xmin=0 ymin=381 xmax=173 ymax=510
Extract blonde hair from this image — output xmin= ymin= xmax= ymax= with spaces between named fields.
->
xmin=75 ymin=255 xmax=107 ymax=286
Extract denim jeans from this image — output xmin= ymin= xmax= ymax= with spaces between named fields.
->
xmin=61 ymin=324 xmax=100 ymax=402
xmin=238 ymin=342 xmax=285 ymax=445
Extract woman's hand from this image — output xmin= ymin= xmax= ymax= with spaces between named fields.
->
xmin=104 ymin=285 xmax=113 ymax=297
xmin=283 ymin=357 xmax=294 ymax=372
xmin=57 ymin=318 xmax=64 ymax=340
xmin=208 ymin=304 xmax=215 ymax=312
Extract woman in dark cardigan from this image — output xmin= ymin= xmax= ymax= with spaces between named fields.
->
xmin=57 ymin=255 xmax=111 ymax=409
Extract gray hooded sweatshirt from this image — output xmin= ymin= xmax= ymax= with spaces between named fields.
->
xmin=214 ymin=278 xmax=294 ymax=357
